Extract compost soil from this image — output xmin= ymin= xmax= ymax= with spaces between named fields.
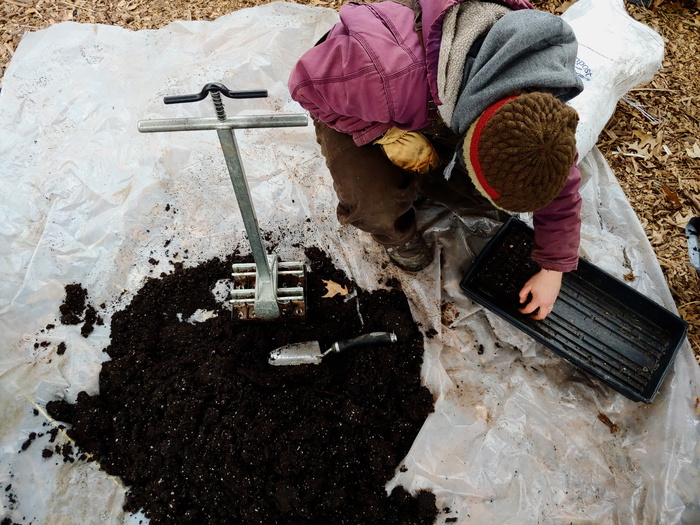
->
xmin=468 ymin=223 xmax=540 ymax=311
xmin=46 ymin=247 xmax=438 ymax=524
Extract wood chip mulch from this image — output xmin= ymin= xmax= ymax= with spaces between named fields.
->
xmin=2 ymin=0 xmax=698 ymax=364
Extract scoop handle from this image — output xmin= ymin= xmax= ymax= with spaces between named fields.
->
xmin=329 ymin=332 xmax=397 ymax=354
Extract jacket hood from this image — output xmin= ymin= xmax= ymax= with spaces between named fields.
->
xmin=419 ymin=0 xmax=534 ymax=103
xmin=451 ymin=9 xmax=584 ymax=134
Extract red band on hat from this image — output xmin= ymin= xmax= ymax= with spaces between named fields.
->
xmin=468 ymin=96 xmax=519 ymax=200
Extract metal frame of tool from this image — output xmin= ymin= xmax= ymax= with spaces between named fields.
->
xmin=137 ymin=83 xmax=308 ymax=320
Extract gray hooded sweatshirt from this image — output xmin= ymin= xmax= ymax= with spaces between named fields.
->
xmin=451 ymin=9 xmax=584 ymax=135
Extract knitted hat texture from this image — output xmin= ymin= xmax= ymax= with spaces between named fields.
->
xmin=463 ymin=92 xmax=579 ymax=212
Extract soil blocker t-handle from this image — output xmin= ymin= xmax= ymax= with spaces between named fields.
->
xmin=137 ymin=82 xmax=308 ymax=320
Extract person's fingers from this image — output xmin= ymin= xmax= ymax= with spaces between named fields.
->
xmin=533 ymin=304 xmax=554 ymax=320
xmin=518 ymin=284 xmax=532 ymax=305
xmin=520 ymin=300 xmax=555 ymax=319
xmin=518 ymin=299 xmax=538 ymax=315
xmin=532 ymin=306 xmax=548 ymax=320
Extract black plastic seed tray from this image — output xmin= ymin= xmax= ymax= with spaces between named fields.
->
xmin=460 ymin=217 xmax=688 ymax=403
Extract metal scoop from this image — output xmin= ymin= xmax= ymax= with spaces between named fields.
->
xmin=268 ymin=332 xmax=397 ymax=366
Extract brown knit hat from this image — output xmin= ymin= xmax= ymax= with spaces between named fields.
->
xmin=463 ymin=92 xmax=579 ymax=213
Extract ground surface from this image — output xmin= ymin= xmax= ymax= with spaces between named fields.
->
xmin=2 ymin=0 xmax=697 ymax=362
xmin=44 ymin=248 xmax=438 ymax=523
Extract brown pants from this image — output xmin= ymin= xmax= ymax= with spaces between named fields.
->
xmin=313 ymin=118 xmax=493 ymax=247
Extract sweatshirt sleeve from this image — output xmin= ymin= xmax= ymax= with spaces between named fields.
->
xmin=531 ymin=155 xmax=582 ymax=272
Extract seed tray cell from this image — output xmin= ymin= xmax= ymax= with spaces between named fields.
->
xmin=460 ymin=217 xmax=688 ymax=403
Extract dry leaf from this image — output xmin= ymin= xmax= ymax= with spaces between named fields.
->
xmin=554 ymin=0 xmax=576 ymax=13
xmin=672 ymin=209 xmax=695 ymax=228
xmin=661 ymin=183 xmax=683 ymax=208
xmin=597 ymin=413 xmax=619 ymax=433
xmin=650 ymin=230 xmax=665 ymax=245
xmin=322 ymin=280 xmax=349 ymax=298
xmin=626 ymin=140 xmax=652 ymax=159
xmin=633 ymin=129 xmax=659 ymax=150
xmin=628 ymin=130 xmax=668 ymax=160
xmin=685 ymin=142 xmax=700 ymax=159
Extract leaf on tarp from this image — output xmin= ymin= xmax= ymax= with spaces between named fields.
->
xmin=597 ymin=413 xmax=619 ymax=433
xmin=322 ymin=280 xmax=349 ymax=298
xmin=685 ymin=142 xmax=700 ymax=159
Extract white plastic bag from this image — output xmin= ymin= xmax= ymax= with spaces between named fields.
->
xmin=563 ymin=0 xmax=664 ymax=163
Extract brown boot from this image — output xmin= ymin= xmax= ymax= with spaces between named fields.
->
xmin=385 ymin=235 xmax=433 ymax=272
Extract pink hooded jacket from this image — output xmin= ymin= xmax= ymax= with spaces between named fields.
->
xmin=288 ymin=0 xmax=582 ymax=272
xmin=290 ymin=0 xmax=534 ymax=145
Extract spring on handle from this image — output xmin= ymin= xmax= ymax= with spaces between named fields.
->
xmin=211 ymin=92 xmax=227 ymax=121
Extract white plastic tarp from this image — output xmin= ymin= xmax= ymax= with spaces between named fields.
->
xmin=1 ymin=1 xmax=698 ymax=523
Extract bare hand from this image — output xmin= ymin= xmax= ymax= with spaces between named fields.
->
xmin=518 ymin=269 xmax=563 ymax=320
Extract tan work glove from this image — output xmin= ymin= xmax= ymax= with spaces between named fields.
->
xmin=373 ymin=127 xmax=440 ymax=175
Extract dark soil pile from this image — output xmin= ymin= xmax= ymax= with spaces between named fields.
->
xmin=46 ymin=247 xmax=437 ymax=524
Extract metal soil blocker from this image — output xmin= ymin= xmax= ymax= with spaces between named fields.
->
xmin=138 ymin=83 xmax=307 ymax=320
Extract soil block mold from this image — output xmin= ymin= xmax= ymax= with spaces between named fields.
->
xmin=460 ymin=217 xmax=688 ymax=403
